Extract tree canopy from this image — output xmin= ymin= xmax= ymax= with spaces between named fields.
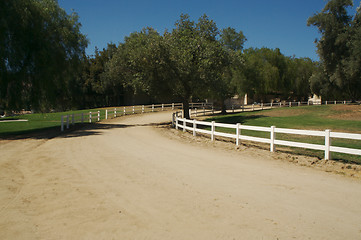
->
xmin=308 ymin=0 xmax=361 ymax=100
xmin=0 ymin=0 xmax=88 ymax=112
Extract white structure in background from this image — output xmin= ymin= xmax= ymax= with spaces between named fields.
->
xmin=308 ymin=94 xmax=322 ymax=105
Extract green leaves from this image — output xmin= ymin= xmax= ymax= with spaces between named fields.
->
xmin=308 ymin=0 xmax=361 ymax=100
xmin=0 ymin=0 xmax=88 ymax=112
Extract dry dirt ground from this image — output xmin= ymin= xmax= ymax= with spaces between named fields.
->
xmin=1 ymin=111 xmax=361 ymax=240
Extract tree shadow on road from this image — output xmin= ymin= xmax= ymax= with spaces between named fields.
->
xmin=0 ymin=122 xmax=171 ymax=140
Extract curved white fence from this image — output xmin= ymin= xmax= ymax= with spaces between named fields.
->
xmin=173 ymin=103 xmax=361 ymax=160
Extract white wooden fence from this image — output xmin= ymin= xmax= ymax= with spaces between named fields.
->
xmin=189 ymin=100 xmax=352 ymax=117
xmin=60 ymin=103 xmax=183 ymax=131
xmin=173 ymin=101 xmax=361 ymax=160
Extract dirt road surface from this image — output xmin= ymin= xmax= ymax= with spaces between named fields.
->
xmin=1 ymin=111 xmax=361 ymax=239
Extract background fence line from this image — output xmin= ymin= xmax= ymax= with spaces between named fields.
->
xmin=60 ymin=103 xmax=186 ymax=131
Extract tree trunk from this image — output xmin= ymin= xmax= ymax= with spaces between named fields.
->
xmin=183 ymin=100 xmax=190 ymax=119
xmin=221 ymin=99 xmax=227 ymax=115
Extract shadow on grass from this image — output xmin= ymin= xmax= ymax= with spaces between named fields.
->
xmin=0 ymin=122 xmax=171 ymax=140
xmin=208 ymin=114 xmax=267 ymax=124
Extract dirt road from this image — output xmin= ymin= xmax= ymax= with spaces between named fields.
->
xmin=1 ymin=111 xmax=361 ymax=239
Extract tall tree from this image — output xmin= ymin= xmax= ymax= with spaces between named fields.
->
xmin=0 ymin=0 xmax=88 ymax=112
xmin=308 ymin=0 xmax=361 ymax=100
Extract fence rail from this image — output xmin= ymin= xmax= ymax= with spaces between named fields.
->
xmin=173 ymin=100 xmax=361 ymax=160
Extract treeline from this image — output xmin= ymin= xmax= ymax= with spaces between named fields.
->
xmin=2 ymin=0 xmax=359 ymax=115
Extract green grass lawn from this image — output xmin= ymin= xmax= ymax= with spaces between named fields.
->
xmin=0 ymin=108 xmax=107 ymax=137
xmin=205 ymin=105 xmax=361 ymax=163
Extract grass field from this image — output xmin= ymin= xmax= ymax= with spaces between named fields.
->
xmin=0 ymin=108 xmax=107 ymax=137
xmin=206 ymin=104 xmax=361 ymax=163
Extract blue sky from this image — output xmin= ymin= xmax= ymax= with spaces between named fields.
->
xmin=58 ymin=0 xmax=359 ymax=61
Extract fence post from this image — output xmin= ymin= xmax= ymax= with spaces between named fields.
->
xmin=279 ymin=102 xmax=281 ymax=108
xmin=162 ymin=104 xmax=164 ymax=111
xmin=152 ymin=104 xmax=154 ymax=112
xmin=325 ymin=129 xmax=331 ymax=160
xmin=114 ymin=108 xmax=117 ymax=118
xmin=203 ymin=106 xmax=205 ymax=116
xmin=123 ymin=107 xmax=126 ymax=115
xmin=193 ymin=119 xmax=196 ymax=136
xmin=261 ymin=103 xmax=263 ymax=110
xmin=211 ymin=121 xmax=215 ymax=141
xmin=289 ymin=102 xmax=291 ymax=107
xmin=133 ymin=106 xmax=135 ymax=114
xmin=183 ymin=119 xmax=186 ymax=132
xmin=334 ymin=100 xmax=336 ymax=105
xmin=66 ymin=115 xmax=70 ymax=129
xmin=61 ymin=115 xmax=64 ymax=131
xmin=106 ymin=109 xmax=108 ymax=120
xmin=326 ymin=100 xmax=328 ymax=105
xmin=270 ymin=102 xmax=273 ymax=108
xmin=232 ymin=105 xmax=234 ymax=113
xmin=142 ymin=105 xmax=144 ymax=113
xmin=172 ymin=103 xmax=174 ymax=110
xmin=298 ymin=102 xmax=300 ymax=106
xmin=89 ymin=112 xmax=92 ymax=123
xmin=97 ymin=111 xmax=100 ymax=121
xmin=236 ymin=123 xmax=240 ymax=146
xmin=344 ymin=100 xmax=346 ymax=104
xmin=270 ymin=126 xmax=276 ymax=152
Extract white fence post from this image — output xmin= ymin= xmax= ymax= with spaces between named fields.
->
xmin=298 ymin=101 xmax=301 ymax=106
xmin=232 ymin=105 xmax=234 ymax=113
xmin=289 ymin=102 xmax=291 ymax=107
xmin=97 ymin=111 xmax=100 ymax=121
xmin=162 ymin=104 xmax=164 ymax=111
xmin=193 ymin=119 xmax=196 ymax=136
xmin=89 ymin=112 xmax=92 ymax=123
xmin=152 ymin=104 xmax=154 ymax=112
xmin=261 ymin=103 xmax=263 ymax=110
xmin=114 ymin=108 xmax=117 ymax=118
xmin=133 ymin=106 xmax=135 ymax=114
xmin=270 ymin=102 xmax=273 ymax=108
xmin=172 ymin=103 xmax=174 ymax=110
xmin=236 ymin=123 xmax=240 ymax=146
xmin=142 ymin=105 xmax=144 ymax=113
xmin=61 ymin=115 xmax=64 ymax=131
xmin=66 ymin=115 xmax=70 ymax=129
xmin=203 ymin=107 xmax=206 ymax=116
xmin=123 ymin=107 xmax=126 ymax=115
xmin=183 ymin=119 xmax=186 ymax=132
xmin=211 ymin=121 xmax=215 ymax=141
xmin=279 ymin=102 xmax=281 ymax=108
xmin=270 ymin=126 xmax=275 ymax=152
xmin=326 ymin=100 xmax=328 ymax=105
xmin=106 ymin=109 xmax=108 ymax=120
xmin=325 ymin=129 xmax=331 ymax=160
xmin=334 ymin=100 xmax=336 ymax=105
